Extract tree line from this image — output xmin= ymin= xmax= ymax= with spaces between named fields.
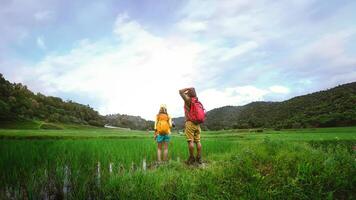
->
xmin=2 ymin=72 xmax=355 ymax=130
xmin=0 ymin=73 xmax=104 ymax=126
xmin=105 ymin=114 xmax=154 ymax=130
xmin=202 ymin=82 xmax=356 ymax=130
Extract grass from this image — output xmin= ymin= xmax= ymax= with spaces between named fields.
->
xmin=0 ymin=126 xmax=355 ymax=199
xmin=0 ymin=119 xmax=100 ymax=130
xmin=0 ymin=129 xmax=145 ymax=139
xmin=0 ymin=119 xmax=42 ymax=129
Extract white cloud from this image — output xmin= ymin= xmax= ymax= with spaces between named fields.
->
xmin=34 ymin=10 xmax=54 ymax=21
xmin=175 ymin=0 xmax=356 ymax=92
xmin=269 ymin=85 xmax=290 ymax=94
xmin=294 ymin=30 xmax=356 ymax=68
xmin=200 ymin=86 xmax=268 ymax=110
xmin=282 ymin=30 xmax=356 ymax=89
xmin=176 ymin=0 xmax=290 ymax=42
xmin=199 ymin=84 xmax=292 ymax=110
xmin=5 ymin=0 xmax=356 ymax=120
xmin=177 ymin=20 xmax=207 ymax=33
xmin=25 ymin=13 xmax=270 ymax=119
xmin=220 ymin=41 xmax=259 ymax=61
xmin=28 ymin=14 xmax=208 ymax=120
xmin=36 ymin=36 xmax=46 ymax=50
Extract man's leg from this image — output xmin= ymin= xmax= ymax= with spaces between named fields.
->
xmin=186 ymin=141 xmax=195 ymax=164
xmin=163 ymin=142 xmax=168 ymax=161
xmin=196 ymin=141 xmax=202 ymax=164
xmin=195 ymin=125 xmax=202 ymax=164
xmin=188 ymin=141 xmax=195 ymax=157
xmin=196 ymin=142 xmax=202 ymax=157
xmin=157 ymin=142 xmax=162 ymax=162
xmin=185 ymin=121 xmax=195 ymax=164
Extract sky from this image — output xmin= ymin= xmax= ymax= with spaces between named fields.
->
xmin=0 ymin=0 xmax=356 ymax=120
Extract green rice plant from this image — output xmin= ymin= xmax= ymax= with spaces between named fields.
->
xmin=0 ymin=127 xmax=355 ymax=199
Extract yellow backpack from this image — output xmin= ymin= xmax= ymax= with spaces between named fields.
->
xmin=156 ymin=114 xmax=170 ymax=134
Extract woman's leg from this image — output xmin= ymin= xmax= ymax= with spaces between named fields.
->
xmin=163 ymin=141 xmax=168 ymax=161
xmin=157 ymin=142 xmax=162 ymax=162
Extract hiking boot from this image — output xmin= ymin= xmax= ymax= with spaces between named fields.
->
xmin=196 ymin=156 xmax=202 ymax=165
xmin=185 ymin=156 xmax=195 ymax=165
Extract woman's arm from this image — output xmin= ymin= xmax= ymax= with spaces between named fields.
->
xmin=154 ymin=116 xmax=158 ymax=137
xmin=168 ymin=115 xmax=172 ymax=127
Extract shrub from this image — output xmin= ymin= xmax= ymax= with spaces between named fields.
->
xmin=39 ymin=123 xmax=63 ymax=130
xmin=88 ymin=120 xmax=104 ymax=127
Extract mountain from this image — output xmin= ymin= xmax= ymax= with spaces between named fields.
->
xmin=174 ymin=82 xmax=356 ymax=130
xmin=105 ymin=114 xmax=154 ymax=131
xmin=2 ymin=72 xmax=355 ymax=130
xmin=172 ymin=116 xmax=185 ymax=130
xmin=0 ymin=73 xmax=104 ymax=127
xmin=0 ymin=73 xmax=153 ymax=130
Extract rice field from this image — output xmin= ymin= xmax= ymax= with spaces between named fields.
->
xmin=0 ymin=127 xmax=355 ymax=199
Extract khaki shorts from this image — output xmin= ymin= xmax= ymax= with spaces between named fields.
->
xmin=184 ymin=121 xmax=201 ymax=142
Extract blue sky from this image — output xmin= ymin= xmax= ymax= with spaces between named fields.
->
xmin=1 ymin=0 xmax=356 ymax=120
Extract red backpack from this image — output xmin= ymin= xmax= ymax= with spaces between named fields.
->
xmin=185 ymin=97 xmax=206 ymax=124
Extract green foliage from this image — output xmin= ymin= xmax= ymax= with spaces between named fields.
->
xmin=0 ymin=73 xmax=104 ymax=127
xmin=39 ymin=123 xmax=64 ymax=130
xmin=203 ymin=82 xmax=356 ymax=130
xmin=0 ymin=99 xmax=10 ymax=118
xmin=0 ymin=119 xmax=41 ymax=129
xmin=0 ymin=128 xmax=354 ymax=199
xmin=105 ymin=114 xmax=154 ymax=131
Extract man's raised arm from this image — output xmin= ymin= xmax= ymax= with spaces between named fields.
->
xmin=179 ymin=87 xmax=194 ymax=103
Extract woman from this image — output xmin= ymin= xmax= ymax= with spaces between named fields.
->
xmin=154 ymin=104 xmax=172 ymax=162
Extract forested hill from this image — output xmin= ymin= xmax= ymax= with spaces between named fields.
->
xmin=2 ymin=72 xmax=355 ymax=130
xmin=0 ymin=73 xmax=104 ymax=127
xmin=175 ymin=82 xmax=356 ymax=130
xmin=105 ymin=114 xmax=154 ymax=131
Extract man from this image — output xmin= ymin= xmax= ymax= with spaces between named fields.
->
xmin=179 ymin=87 xmax=202 ymax=165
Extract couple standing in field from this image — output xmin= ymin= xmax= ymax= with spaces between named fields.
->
xmin=153 ymin=87 xmax=205 ymax=165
